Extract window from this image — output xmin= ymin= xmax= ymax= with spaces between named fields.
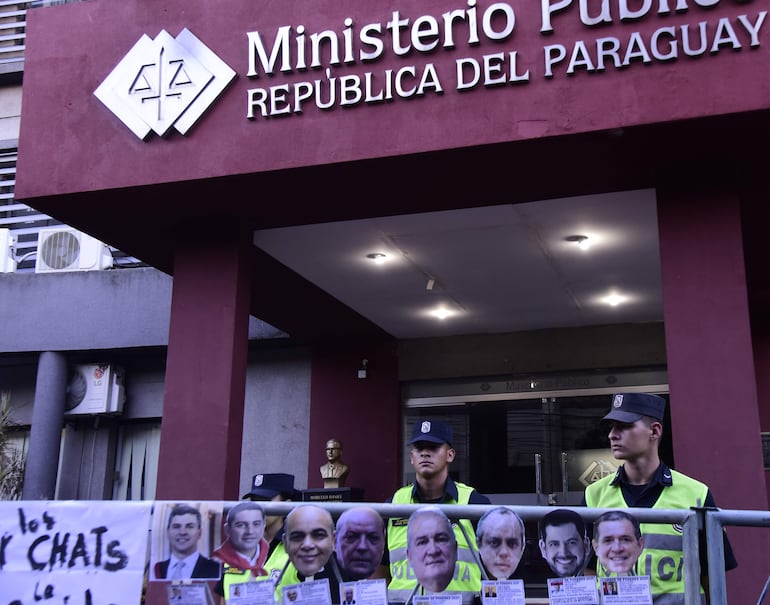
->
xmin=113 ymin=423 xmax=161 ymax=500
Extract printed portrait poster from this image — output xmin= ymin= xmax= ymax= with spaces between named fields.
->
xmin=339 ymin=579 xmax=388 ymax=605
xmin=0 ymin=500 xmax=152 ymax=605
xmin=148 ymin=501 xmax=224 ymax=582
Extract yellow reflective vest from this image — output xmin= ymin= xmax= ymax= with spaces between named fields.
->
xmin=221 ymin=565 xmax=256 ymax=601
xmin=585 ymin=468 xmax=708 ymax=605
xmin=256 ymin=542 xmax=296 ymax=602
xmin=387 ymin=482 xmax=482 ymax=604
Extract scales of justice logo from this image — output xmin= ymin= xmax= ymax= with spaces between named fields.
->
xmin=94 ymin=29 xmax=235 ymax=140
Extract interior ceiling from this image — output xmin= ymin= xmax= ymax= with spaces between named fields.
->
xmin=252 ymin=189 xmax=663 ymax=340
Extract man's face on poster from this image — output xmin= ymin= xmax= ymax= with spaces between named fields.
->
xmin=226 ymin=507 xmax=265 ymax=556
xmin=539 ymin=523 xmax=588 ymax=577
xmin=478 ymin=511 xmax=525 ymax=580
xmin=593 ymin=518 xmax=644 ymax=574
xmin=336 ymin=508 xmax=385 ymax=580
xmin=168 ymin=512 xmax=201 ymax=558
xmin=406 ymin=511 xmax=457 ymax=593
xmin=284 ymin=506 xmax=335 ymax=577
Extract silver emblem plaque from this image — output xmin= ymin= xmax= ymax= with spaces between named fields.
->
xmin=94 ymin=29 xmax=235 ymax=139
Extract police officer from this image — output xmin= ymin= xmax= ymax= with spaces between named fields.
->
xmin=584 ymin=393 xmax=737 ymax=604
xmin=386 ymin=419 xmax=490 ymax=604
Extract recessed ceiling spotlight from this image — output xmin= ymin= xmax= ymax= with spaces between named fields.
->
xmin=601 ymin=293 xmax=627 ymax=307
xmin=430 ymin=307 xmax=453 ymax=320
xmin=565 ymin=234 xmax=591 ymax=250
xmin=366 ymin=252 xmax=388 ymax=265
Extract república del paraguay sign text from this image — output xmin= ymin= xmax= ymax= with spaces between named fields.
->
xmin=245 ymin=0 xmax=766 ymax=120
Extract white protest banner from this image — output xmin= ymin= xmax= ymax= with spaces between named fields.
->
xmin=0 ymin=501 xmax=152 ymax=605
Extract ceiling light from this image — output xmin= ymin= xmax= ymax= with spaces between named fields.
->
xmin=565 ymin=234 xmax=591 ymax=250
xmin=366 ymin=252 xmax=388 ymax=265
xmin=430 ymin=307 xmax=453 ymax=320
xmin=602 ymin=293 xmax=627 ymax=307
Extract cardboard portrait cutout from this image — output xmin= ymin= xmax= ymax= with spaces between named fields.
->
xmin=212 ymin=501 xmax=268 ymax=573
xmin=477 ymin=506 xmax=526 ymax=580
xmin=406 ymin=507 xmax=458 ymax=593
xmin=336 ymin=506 xmax=386 ymax=580
xmin=284 ymin=505 xmax=336 ymax=577
xmin=538 ymin=509 xmax=590 ymax=578
xmin=592 ymin=511 xmax=645 ymax=576
xmin=151 ymin=502 xmax=222 ymax=581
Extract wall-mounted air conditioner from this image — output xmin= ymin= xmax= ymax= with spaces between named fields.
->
xmin=35 ymin=227 xmax=114 ymax=273
xmin=65 ymin=364 xmax=126 ymax=416
xmin=0 ymin=228 xmax=16 ymax=273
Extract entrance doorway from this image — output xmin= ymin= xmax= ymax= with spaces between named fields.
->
xmin=401 ymin=374 xmax=672 ymax=595
xmin=402 ymin=386 xmax=673 ymax=505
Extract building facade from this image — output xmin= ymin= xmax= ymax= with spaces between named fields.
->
xmin=1 ymin=0 xmax=769 ymax=601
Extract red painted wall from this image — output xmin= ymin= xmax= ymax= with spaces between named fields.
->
xmin=753 ymin=331 xmax=770 ymax=505
xmin=307 ymin=340 xmax=401 ymax=502
xmin=17 ymin=0 xmax=770 ymax=201
xmin=657 ymin=188 xmax=770 ymax=603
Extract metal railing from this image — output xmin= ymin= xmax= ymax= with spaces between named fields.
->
xmin=254 ymin=501 xmax=704 ymax=605
xmin=9 ymin=499 xmax=763 ymax=603
xmin=704 ymin=508 xmax=770 ymax=605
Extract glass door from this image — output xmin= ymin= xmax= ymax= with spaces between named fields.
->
xmin=403 ymin=393 xmax=673 ymax=504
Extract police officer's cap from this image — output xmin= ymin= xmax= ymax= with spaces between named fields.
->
xmin=602 ymin=393 xmax=665 ymax=424
xmin=407 ymin=419 xmax=453 ymax=447
xmin=242 ymin=472 xmax=298 ymax=500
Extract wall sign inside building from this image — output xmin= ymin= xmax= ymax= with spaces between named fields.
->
xmin=94 ymin=0 xmax=767 ymax=139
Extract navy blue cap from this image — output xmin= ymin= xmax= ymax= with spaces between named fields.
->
xmin=602 ymin=393 xmax=666 ymax=423
xmin=407 ymin=420 xmax=453 ymax=446
xmin=242 ymin=473 xmax=297 ymax=500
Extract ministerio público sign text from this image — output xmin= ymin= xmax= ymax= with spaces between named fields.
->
xmin=95 ymin=0 xmax=766 ymax=139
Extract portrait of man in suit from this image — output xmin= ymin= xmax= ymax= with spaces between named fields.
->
xmin=153 ymin=503 xmax=221 ymax=580
xmin=342 ymin=587 xmax=355 ymax=604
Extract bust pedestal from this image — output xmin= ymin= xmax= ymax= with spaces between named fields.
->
xmin=323 ymin=477 xmax=341 ymax=489
xmin=302 ymin=487 xmax=364 ymax=502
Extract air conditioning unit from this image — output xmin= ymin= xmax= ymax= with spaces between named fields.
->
xmin=65 ymin=364 xmax=126 ymax=416
xmin=0 ymin=228 xmax=16 ymax=273
xmin=35 ymin=227 xmax=114 ymax=273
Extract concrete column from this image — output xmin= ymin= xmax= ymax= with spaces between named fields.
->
xmin=22 ymin=351 xmax=67 ymax=500
xmin=155 ymin=230 xmax=253 ymax=500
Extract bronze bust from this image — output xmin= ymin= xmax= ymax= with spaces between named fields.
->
xmin=320 ymin=438 xmax=349 ymax=488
